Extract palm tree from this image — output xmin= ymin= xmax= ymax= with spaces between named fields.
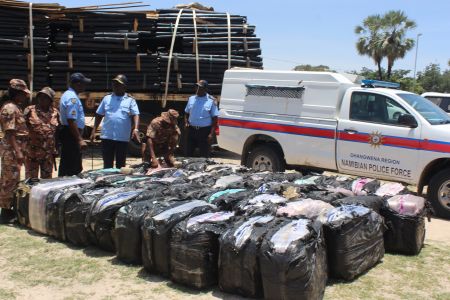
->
xmin=381 ymin=11 xmax=416 ymax=79
xmin=355 ymin=15 xmax=385 ymax=80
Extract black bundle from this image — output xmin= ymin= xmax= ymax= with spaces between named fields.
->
xmin=218 ymin=215 xmax=275 ymax=298
xmin=141 ymin=200 xmax=214 ymax=277
xmin=259 ymin=218 xmax=328 ymax=300
xmin=170 ymin=211 xmax=235 ymax=289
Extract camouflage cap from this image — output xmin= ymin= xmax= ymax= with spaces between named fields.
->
xmin=36 ymin=87 xmax=56 ymax=101
xmin=9 ymin=79 xmax=31 ymax=95
xmin=161 ymin=109 xmax=180 ymax=123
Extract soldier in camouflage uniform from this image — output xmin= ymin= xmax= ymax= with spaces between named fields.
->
xmin=143 ymin=109 xmax=180 ymax=168
xmin=24 ymin=87 xmax=60 ymax=179
xmin=0 ymin=79 xmax=30 ymax=223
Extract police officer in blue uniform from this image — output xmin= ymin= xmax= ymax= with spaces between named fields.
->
xmin=184 ymin=80 xmax=219 ymax=158
xmin=90 ymin=74 xmax=141 ymax=169
xmin=58 ymin=72 xmax=91 ymax=176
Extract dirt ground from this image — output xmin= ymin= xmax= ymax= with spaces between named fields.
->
xmin=0 ymin=145 xmax=449 ymax=300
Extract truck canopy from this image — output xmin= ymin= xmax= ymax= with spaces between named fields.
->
xmin=221 ymin=69 xmax=359 ymax=119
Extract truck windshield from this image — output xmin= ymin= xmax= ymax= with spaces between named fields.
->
xmin=397 ymin=93 xmax=450 ymax=125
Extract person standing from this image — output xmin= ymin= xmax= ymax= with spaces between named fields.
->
xmin=24 ymin=87 xmax=60 ymax=179
xmin=184 ymin=80 xmax=219 ymax=158
xmin=90 ymin=75 xmax=140 ymax=169
xmin=58 ymin=73 xmax=90 ymax=176
xmin=0 ymin=79 xmax=30 ymax=223
xmin=143 ymin=109 xmax=180 ymax=168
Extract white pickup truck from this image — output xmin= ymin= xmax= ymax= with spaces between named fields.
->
xmin=217 ymin=69 xmax=450 ymax=218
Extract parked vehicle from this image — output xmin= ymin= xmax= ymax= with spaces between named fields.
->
xmin=218 ymin=69 xmax=450 ymax=218
xmin=422 ymin=92 xmax=450 ymax=114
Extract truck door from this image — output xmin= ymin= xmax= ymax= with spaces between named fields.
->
xmin=336 ymin=91 xmax=421 ymax=184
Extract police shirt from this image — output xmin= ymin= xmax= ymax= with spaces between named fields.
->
xmin=60 ymin=88 xmax=85 ymax=129
xmin=184 ymin=94 xmax=219 ymax=127
xmin=96 ymin=93 xmax=140 ymax=142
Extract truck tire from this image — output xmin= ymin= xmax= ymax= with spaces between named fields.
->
xmin=428 ymin=169 xmax=450 ymax=219
xmin=246 ymin=145 xmax=285 ymax=172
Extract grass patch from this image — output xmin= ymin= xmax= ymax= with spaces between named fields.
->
xmin=0 ymin=224 xmax=448 ymax=299
xmin=0 ymin=288 xmax=15 ymax=300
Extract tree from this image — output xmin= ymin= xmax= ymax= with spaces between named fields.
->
xmin=417 ymin=63 xmax=443 ymax=92
xmin=294 ymin=64 xmax=334 ymax=72
xmin=355 ymin=15 xmax=385 ymax=80
xmin=381 ymin=11 xmax=416 ymax=79
xmin=355 ymin=11 xmax=416 ymax=80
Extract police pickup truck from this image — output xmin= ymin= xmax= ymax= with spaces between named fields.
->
xmin=217 ymin=69 xmax=450 ymax=218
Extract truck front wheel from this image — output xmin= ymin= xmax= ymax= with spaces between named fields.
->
xmin=428 ymin=169 xmax=450 ymax=219
xmin=246 ymin=145 xmax=285 ymax=172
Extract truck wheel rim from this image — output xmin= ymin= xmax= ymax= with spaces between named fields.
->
xmin=438 ymin=180 xmax=450 ymax=211
xmin=252 ymin=155 xmax=273 ymax=172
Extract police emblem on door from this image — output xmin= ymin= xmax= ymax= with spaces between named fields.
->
xmin=369 ymin=131 xmax=383 ymax=148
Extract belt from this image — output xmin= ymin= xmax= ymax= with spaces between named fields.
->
xmin=190 ymin=125 xmax=210 ymax=130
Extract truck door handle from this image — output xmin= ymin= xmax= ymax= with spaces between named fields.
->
xmin=344 ymin=129 xmax=358 ymax=134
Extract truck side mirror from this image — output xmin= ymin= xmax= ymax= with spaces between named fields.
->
xmin=398 ymin=114 xmax=418 ymax=128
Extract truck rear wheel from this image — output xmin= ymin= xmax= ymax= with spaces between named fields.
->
xmin=246 ymin=145 xmax=285 ymax=172
xmin=428 ymin=169 xmax=450 ymax=219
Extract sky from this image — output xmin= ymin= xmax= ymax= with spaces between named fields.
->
xmin=33 ymin=0 xmax=450 ymax=74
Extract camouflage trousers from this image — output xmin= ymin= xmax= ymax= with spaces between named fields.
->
xmin=0 ymin=149 xmax=22 ymax=209
xmin=25 ymin=156 xmax=54 ymax=179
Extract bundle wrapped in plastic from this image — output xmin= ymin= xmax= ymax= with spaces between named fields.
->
xmin=351 ymin=178 xmax=379 ymax=195
xmin=218 ymin=215 xmax=275 ymax=298
xmin=375 ymin=182 xmax=406 ymax=197
xmin=237 ymin=194 xmax=286 ymax=216
xmin=213 ymin=174 xmax=244 ymax=189
xmin=46 ymin=183 xmax=96 ymax=241
xmin=14 ymin=178 xmax=51 ymax=227
xmin=64 ymin=186 xmax=118 ymax=246
xmin=170 ymin=211 xmax=235 ymax=289
xmin=113 ymin=198 xmax=173 ymax=264
xmin=141 ymin=200 xmax=214 ymax=276
xmin=332 ymin=195 xmax=384 ymax=213
xmin=28 ymin=178 xmax=92 ymax=235
xmin=380 ymin=195 xmax=426 ymax=255
xmin=324 ymin=205 xmax=384 ymax=280
xmin=276 ymin=199 xmax=334 ymax=222
xmin=86 ymin=188 xmax=145 ymax=252
xmin=259 ymin=218 xmax=328 ymax=300
xmin=78 ymin=168 xmax=121 ymax=180
xmin=211 ymin=190 xmax=256 ymax=211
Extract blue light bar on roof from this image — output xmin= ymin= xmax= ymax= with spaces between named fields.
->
xmin=361 ymin=79 xmax=400 ymax=89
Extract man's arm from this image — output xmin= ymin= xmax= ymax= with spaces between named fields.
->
xmin=90 ymin=114 xmax=103 ymax=141
xmin=208 ymin=116 xmax=218 ymax=144
xmin=132 ymin=114 xmax=141 ymax=142
xmin=146 ymin=138 xmax=159 ymax=168
xmin=5 ymin=131 xmax=24 ymax=165
xmin=68 ymin=119 xmax=87 ymax=150
xmin=184 ymin=113 xmax=190 ymax=127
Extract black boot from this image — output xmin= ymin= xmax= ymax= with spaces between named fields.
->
xmin=0 ymin=208 xmax=16 ymax=224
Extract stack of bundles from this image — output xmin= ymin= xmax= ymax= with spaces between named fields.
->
xmin=0 ymin=6 xmax=49 ymax=89
xmin=380 ymin=195 xmax=426 ymax=255
xmin=218 ymin=215 xmax=275 ymax=298
xmin=141 ymin=200 xmax=214 ymax=276
xmin=85 ymin=188 xmax=147 ymax=251
xmin=259 ymin=218 xmax=328 ymax=300
xmin=151 ymin=9 xmax=263 ymax=95
xmin=324 ymin=205 xmax=385 ymax=280
xmin=64 ymin=186 xmax=118 ymax=246
xmin=27 ymin=177 xmax=92 ymax=235
xmin=48 ymin=11 xmax=159 ymax=91
xmin=170 ymin=211 xmax=235 ymax=289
